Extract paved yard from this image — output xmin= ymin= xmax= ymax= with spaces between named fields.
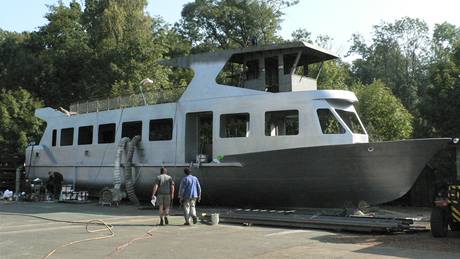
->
xmin=1 ymin=201 xmax=459 ymax=259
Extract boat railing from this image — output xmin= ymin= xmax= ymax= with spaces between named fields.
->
xmin=69 ymin=87 xmax=186 ymax=114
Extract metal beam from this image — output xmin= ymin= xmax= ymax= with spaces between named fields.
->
xmin=201 ymin=209 xmax=417 ymax=233
xmin=290 ymin=51 xmax=302 ymax=75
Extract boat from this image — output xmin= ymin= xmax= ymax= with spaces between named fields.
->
xmin=25 ymin=42 xmax=456 ymax=208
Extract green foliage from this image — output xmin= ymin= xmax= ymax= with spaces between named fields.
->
xmin=348 ymin=17 xmax=431 ymax=112
xmin=0 ymin=30 xmax=44 ymax=97
xmin=315 ymin=60 xmax=350 ymax=90
xmin=351 ymin=81 xmax=414 ymax=141
xmin=432 ymin=22 xmax=460 ymax=61
xmin=420 ymin=38 xmax=460 ymax=137
xmin=82 ymin=0 xmax=172 ymax=96
xmin=152 ymin=18 xmax=194 ymax=88
xmin=0 ymin=1 xmax=186 ymax=107
xmin=177 ymin=0 xmax=297 ymax=50
xmin=0 ymin=88 xmax=44 ymax=160
xmin=34 ymin=1 xmax=94 ymax=106
xmin=291 ymin=28 xmax=312 ymax=43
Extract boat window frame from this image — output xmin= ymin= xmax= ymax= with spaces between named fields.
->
xmin=121 ymin=120 xmax=143 ymax=140
xmin=316 ymin=108 xmax=346 ymax=135
xmin=78 ymin=125 xmax=94 ymax=145
xmin=219 ymin=112 xmax=250 ymax=138
xmin=149 ymin=118 xmax=174 ymax=141
xmin=334 ymin=109 xmax=366 ymax=135
xmin=60 ymin=127 xmax=74 ymax=146
xmin=264 ymin=109 xmax=299 ymax=136
xmin=98 ymin=123 xmax=116 ymax=144
xmin=51 ymin=129 xmax=57 ymax=147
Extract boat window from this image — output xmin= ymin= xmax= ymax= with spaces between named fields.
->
xmin=60 ymin=128 xmax=74 ymax=146
xmin=335 ymin=110 xmax=365 ymax=134
xmin=246 ymin=59 xmax=259 ymax=80
xmin=149 ymin=119 xmax=173 ymax=141
xmin=220 ymin=113 xmax=250 ymax=138
xmin=283 ymin=53 xmax=297 ymax=74
xmin=78 ymin=126 xmax=93 ymax=145
xmin=216 ymin=59 xmax=259 ymax=87
xmin=283 ymin=53 xmax=312 ymax=77
xmin=265 ymin=110 xmax=299 ymax=136
xmin=98 ymin=123 xmax=116 ymax=144
xmin=317 ymin=109 xmax=345 ymax=134
xmin=51 ymin=129 xmax=57 ymax=146
xmin=122 ymin=121 xmax=142 ymax=139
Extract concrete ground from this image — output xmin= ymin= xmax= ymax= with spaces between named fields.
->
xmin=1 ymin=201 xmax=460 ymax=259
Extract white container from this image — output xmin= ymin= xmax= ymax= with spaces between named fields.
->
xmin=196 ymin=154 xmax=207 ymax=163
xmin=211 ymin=213 xmax=219 ymax=225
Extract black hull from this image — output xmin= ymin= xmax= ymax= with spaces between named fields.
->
xmin=190 ymin=138 xmax=452 ymax=208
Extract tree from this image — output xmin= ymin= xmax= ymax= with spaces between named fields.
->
xmin=0 ymin=30 xmax=45 ymax=97
xmin=348 ymin=17 xmax=431 ymax=113
xmin=420 ymin=37 xmax=460 ymax=137
xmin=177 ymin=0 xmax=298 ymax=50
xmin=290 ymin=28 xmax=312 ymax=43
xmin=352 ymin=81 xmax=414 ymax=141
xmin=431 ymin=22 xmax=460 ymax=62
xmin=0 ymin=88 xmax=44 ymax=161
xmin=82 ymin=0 xmax=171 ymax=96
xmin=33 ymin=1 xmax=94 ymax=107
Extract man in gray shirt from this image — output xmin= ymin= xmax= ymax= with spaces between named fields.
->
xmin=152 ymin=167 xmax=175 ymax=226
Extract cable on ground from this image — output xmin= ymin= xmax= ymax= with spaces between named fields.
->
xmin=43 ymin=219 xmax=114 ymax=259
xmin=107 ymin=226 xmax=157 ymax=258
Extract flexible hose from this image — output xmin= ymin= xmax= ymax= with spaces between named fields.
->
xmin=114 ymin=137 xmax=130 ymax=192
xmin=125 ymin=135 xmax=141 ymax=205
xmin=0 ymin=211 xmax=158 ymax=226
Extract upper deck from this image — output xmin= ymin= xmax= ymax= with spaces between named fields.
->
xmin=162 ymin=41 xmax=338 ymax=93
xmin=69 ymin=41 xmax=338 ymax=114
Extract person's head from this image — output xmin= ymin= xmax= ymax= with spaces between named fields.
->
xmin=184 ymin=167 xmax=191 ymax=175
xmin=48 ymin=171 xmax=52 ymax=176
xmin=160 ymin=167 xmax=167 ymax=174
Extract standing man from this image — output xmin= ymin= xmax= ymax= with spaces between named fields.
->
xmin=53 ymin=172 xmax=63 ymax=200
xmin=179 ymin=168 xmax=201 ymax=225
xmin=152 ymin=167 xmax=175 ymax=226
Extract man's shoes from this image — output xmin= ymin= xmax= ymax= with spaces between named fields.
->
xmin=164 ymin=217 xmax=169 ymax=225
xmin=160 ymin=218 xmax=164 ymax=226
xmin=192 ymin=216 xmax=198 ymax=224
xmin=183 ymin=222 xmax=190 ymax=226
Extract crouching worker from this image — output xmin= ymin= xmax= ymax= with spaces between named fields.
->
xmin=152 ymin=167 xmax=175 ymax=226
xmin=179 ymin=168 xmax=201 ymax=225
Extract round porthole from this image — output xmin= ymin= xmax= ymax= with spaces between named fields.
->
xmin=368 ymin=147 xmax=374 ymax=152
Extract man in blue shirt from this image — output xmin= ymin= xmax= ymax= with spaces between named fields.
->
xmin=179 ymin=168 xmax=201 ymax=225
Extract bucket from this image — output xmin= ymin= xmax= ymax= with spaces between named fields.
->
xmin=211 ymin=213 xmax=219 ymax=225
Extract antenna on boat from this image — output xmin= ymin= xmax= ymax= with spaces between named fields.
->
xmin=139 ymin=78 xmax=153 ymax=106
